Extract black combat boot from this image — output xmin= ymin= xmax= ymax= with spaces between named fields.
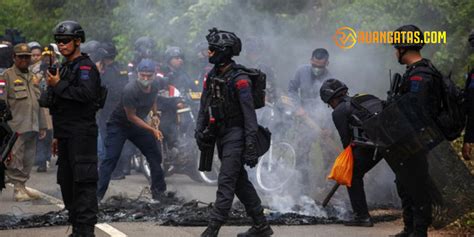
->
xmin=344 ymin=215 xmax=374 ymax=227
xmin=410 ymin=205 xmax=430 ymax=237
xmin=201 ymin=220 xmax=222 ymax=237
xmin=73 ymin=224 xmax=95 ymax=237
xmin=68 ymin=225 xmax=78 ymax=237
xmin=237 ymin=214 xmax=273 ymax=237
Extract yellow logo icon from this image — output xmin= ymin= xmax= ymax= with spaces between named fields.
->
xmin=332 ymin=26 xmax=357 ymax=49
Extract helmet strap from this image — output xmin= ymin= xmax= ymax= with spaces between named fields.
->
xmin=397 ymin=48 xmax=407 ymax=65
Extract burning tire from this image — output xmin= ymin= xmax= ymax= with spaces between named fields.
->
xmin=256 ymin=141 xmax=296 ymax=192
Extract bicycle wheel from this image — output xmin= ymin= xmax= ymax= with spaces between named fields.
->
xmin=256 ymin=141 xmax=296 ymax=192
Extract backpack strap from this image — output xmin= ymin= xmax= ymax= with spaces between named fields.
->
xmin=231 ymin=64 xmax=260 ymax=79
xmin=350 ymin=94 xmax=376 ymax=114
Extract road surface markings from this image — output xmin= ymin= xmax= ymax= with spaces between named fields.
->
xmin=7 ymin=184 xmax=127 ymax=237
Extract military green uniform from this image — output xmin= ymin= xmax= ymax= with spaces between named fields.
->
xmin=0 ymin=60 xmax=47 ymax=188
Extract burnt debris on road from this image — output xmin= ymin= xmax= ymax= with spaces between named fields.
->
xmin=0 ymin=193 xmax=400 ymax=230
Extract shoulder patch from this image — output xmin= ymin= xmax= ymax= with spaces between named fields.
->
xmin=0 ymin=78 xmax=4 ymax=95
xmin=235 ymin=79 xmax=249 ymax=89
xmin=410 ymin=75 xmax=423 ymax=81
xmin=80 ymin=70 xmax=90 ymax=80
xmin=409 ymin=76 xmax=422 ymax=93
xmin=80 ymin=65 xmax=91 ymax=70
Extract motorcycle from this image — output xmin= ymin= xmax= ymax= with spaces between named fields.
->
xmin=138 ymin=89 xmax=218 ymax=184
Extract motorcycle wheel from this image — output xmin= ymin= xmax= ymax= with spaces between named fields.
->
xmin=141 ymin=156 xmax=152 ymax=183
xmin=131 ymin=153 xmax=144 ymax=173
xmin=256 ymin=141 xmax=296 ymax=192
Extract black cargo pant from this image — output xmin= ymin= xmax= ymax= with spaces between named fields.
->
xmin=346 ymin=146 xmax=382 ymax=218
xmin=210 ymin=127 xmax=263 ymax=222
xmin=386 ymin=153 xmax=432 ymax=236
xmin=57 ymin=136 xmax=98 ymax=233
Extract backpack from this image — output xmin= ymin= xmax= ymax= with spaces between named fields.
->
xmin=232 ymin=64 xmax=266 ymax=109
xmin=420 ymin=63 xmax=466 ymax=141
xmin=347 ymin=94 xmax=384 ymax=144
xmin=349 ymin=94 xmax=384 ymax=126
xmin=436 ymin=73 xmax=466 ymax=141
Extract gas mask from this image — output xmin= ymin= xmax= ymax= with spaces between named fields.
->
xmin=208 ymin=46 xmax=232 ymax=66
xmin=312 ymin=66 xmax=326 ymax=77
xmin=138 ymin=78 xmax=153 ymax=88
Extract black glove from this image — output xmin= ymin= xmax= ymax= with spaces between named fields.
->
xmin=195 ymin=129 xmax=214 ymax=151
xmin=243 ymin=143 xmax=259 ymax=168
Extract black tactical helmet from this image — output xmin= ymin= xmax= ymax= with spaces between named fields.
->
xmin=98 ymin=42 xmax=117 ymax=59
xmin=81 ymin=40 xmax=102 ymax=62
xmin=81 ymin=40 xmax=101 ymax=54
xmin=134 ymin=36 xmax=155 ymax=51
xmin=320 ymin=78 xmax=348 ymax=103
xmin=164 ymin=46 xmax=183 ymax=62
xmin=53 ymin=21 xmax=85 ymax=42
xmin=206 ymin=28 xmax=241 ymax=56
xmin=392 ymin=24 xmax=424 ymax=51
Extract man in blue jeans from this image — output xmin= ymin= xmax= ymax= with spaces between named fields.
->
xmin=97 ymin=59 xmax=166 ymax=201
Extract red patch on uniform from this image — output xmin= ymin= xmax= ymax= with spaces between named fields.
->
xmin=235 ymin=80 xmax=249 ymax=89
xmin=203 ymin=78 xmax=207 ymax=89
xmin=471 ymin=73 xmax=474 ymax=80
xmin=79 ymin=66 xmax=91 ymax=70
xmin=410 ymin=76 xmax=422 ymax=81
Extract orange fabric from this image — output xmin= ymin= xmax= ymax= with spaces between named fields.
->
xmin=327 ymin=145 xmax=354 ymax=187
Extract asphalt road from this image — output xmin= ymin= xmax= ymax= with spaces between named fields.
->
xmin=0 ymin=160 xmax=463 ymax=237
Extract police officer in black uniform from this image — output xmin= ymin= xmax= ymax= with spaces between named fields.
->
xmin=46 ymin=21 xmax=101 ymax=237
xmin=390 ymin=25 xmax=442 ymax=237
xmin=320 ymin=79 xmax=383 ymax=227
xmin=81 ymin=40 xmax=102 ymax=64
xmin=196 ymin=28 xmax=273 ymax=237
xmin=462 ymin=30 xmax=474 ymax=161
xmin=128 ymin=36 xmax=157 ymax=79
xmin=161 ymin=46 xmax=198 ymax=93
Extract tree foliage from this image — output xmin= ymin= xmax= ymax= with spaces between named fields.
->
xmin=0 ymin=0 xmax=472 ymax=81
